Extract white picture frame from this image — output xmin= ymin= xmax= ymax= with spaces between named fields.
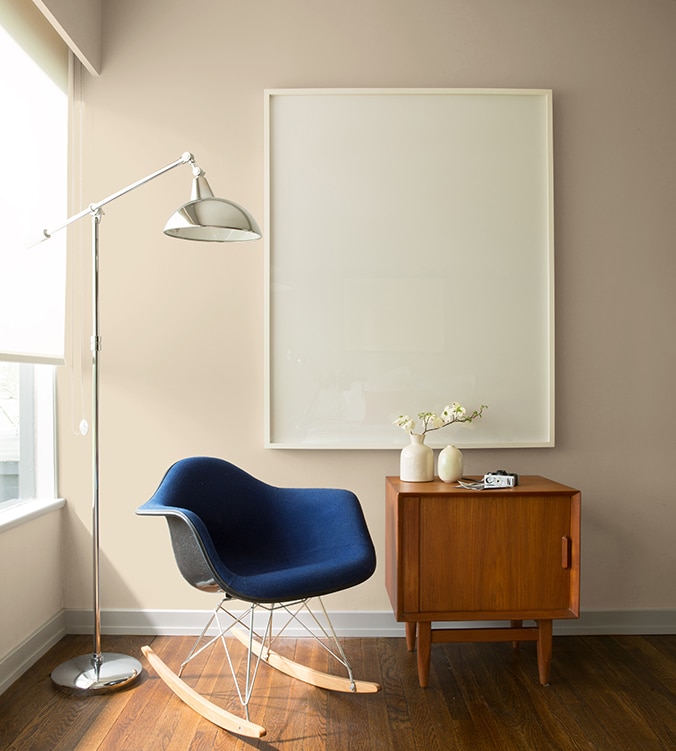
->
xmin=265 ymin=88 xmax=554 ymax=449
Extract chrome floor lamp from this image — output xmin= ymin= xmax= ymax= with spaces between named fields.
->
xmin=44 ymin=152 xmax=261 ymax=693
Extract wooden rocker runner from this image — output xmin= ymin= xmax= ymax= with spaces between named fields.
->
xmin=137 ymin=457 xmax=380 ymax=737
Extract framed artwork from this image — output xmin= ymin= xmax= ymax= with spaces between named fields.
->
xmin=265 ymin=88 xmax=554 ymax=449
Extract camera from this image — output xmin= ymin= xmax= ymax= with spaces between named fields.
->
xmin=483 ymin=471 xmax=518 ymax=488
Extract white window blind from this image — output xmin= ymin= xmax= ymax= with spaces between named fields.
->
xmin=0 ymin=0 xmax=68 ymax=364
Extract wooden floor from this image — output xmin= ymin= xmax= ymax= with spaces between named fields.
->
xmin=1 ymin=633 xmax=675 ymax=750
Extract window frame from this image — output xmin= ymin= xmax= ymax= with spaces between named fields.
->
xmin=0 ymin=1 xmax=67 ymax=514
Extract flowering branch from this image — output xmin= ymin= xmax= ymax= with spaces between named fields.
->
xmin=394 ymin=402 xmax=486 ymax=436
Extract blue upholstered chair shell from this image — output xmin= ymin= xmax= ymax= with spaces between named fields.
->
xmin=136 ymin=456 xmax=379 ymax=737
xmin=137 ymin=456 xmax=376 ymax=602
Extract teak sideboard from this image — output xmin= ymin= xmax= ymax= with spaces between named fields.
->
xmin=385 ymin=475 xmax=581 ymax=687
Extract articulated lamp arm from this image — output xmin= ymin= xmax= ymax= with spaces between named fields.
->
xmin=41 ymin=152 xmax=198 ymax=240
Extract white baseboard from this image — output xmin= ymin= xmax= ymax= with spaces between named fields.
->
xmin=3 ymin=608 xmax=674 ymax=695
xmin=0 ymin=611 xmax=66 ymax=695
xmin=555 ymin=609 xmax=676 ymax=635
xmin=63 ymin=608 xmax=676 ymax=638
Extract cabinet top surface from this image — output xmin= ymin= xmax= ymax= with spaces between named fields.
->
xmin=386 ymin=475 xmax=579 ymax=495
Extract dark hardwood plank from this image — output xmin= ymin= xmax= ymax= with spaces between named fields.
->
xmin=92 ymin=636 xmax=182 ymax=751
xmin=0 ymin=635 xmax=86 ymax=748
xmin=288 ymin=636 xmax=329 ymax=751
xmin=157 ymin=635 xmax=239 ymax=751
xmin=325 ymin=638 xmax=384 ymax=751
xmin=0 ymin=635 xmax=148 ymax=751
xmin=236 ymin=637 xmax=289 ymax=749
xmin=445 ymin=640 xmax=537 ymax=751
xmin=355 ymin=637 xmax=395 ymax=751
xmin=400 ymin=638 xmax=459 ymax=751
xmin=375 ymin=636 xmax=420 ymax=751
xmin=1 ymin=634 xmax=675 ymax=751
xmin=170 ymin=630 xmax=260 ymax=751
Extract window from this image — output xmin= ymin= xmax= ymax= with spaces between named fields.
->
xmin=0 ymin=4 xmax=67 ymax=507
xmin=0 ymin=363 xmax=20 ymax=504
xmin=0 ymin=362 xmax=56 ymax=508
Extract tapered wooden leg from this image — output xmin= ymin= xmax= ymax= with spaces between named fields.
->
xmin=416 ymin=622 xmax=431 ymax=688
xmin=536 ymin=619 xmax=553 ymax=685
xmin=511 ymin=620 xmax=523 ymax=650
xmin=405 ymin=621 xmax=417 ymax=652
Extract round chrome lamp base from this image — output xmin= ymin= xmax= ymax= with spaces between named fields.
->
xmin=51 ymin=653 xmax=142 ymax=694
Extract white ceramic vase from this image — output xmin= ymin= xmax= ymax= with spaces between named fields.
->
xmin=438 ymin=444 xmax=463 ymax=483
xmin=400 ymin=433 xmax=434 ymax=482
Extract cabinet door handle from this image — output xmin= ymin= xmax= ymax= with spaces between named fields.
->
xmin=561 ymin=536 xmax=572 ymax=569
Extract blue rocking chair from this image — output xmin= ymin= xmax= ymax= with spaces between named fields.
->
xmin=136 ymin=457 xmax=379 ymax=737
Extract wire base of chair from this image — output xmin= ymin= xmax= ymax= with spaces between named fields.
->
xmin=142 ymin=595 xmax=380 ymax=737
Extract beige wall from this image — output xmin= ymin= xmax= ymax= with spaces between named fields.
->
xmin=56 ymin=0 xmax=676 ymax=617
xmin=0 ymin=510 xmax=63 ymax=658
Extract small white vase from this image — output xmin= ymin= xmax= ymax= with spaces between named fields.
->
xmin=438 ymin=444 xmax=463 ymax=483
xmin=400 ymin=434 xmax=434 ymax=482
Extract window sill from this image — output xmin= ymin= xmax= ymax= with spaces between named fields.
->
xmin=0 ymin=497 xmax=65 ymax=533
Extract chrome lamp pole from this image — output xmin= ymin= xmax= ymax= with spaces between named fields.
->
xmin=44 ymin=152 xmax=260 ymax=693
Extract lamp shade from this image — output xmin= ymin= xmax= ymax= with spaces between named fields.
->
xmin=163 ymin=172 xmax=261 ymax=242
xmin=164 ymin=199 xmax=261 ymax=242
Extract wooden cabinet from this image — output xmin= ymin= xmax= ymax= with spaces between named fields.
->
xmin=385 ymin=475 xmax=580 ymax=686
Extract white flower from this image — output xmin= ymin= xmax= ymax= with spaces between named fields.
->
xmin=393 ymin=415 xmax=415 ymax=432
xmin=429 ymin=414 xmax=445 ymax=429
xmin=394 ymin=403 xmax=486 ymax=436
xmin=442 ymin=402 xmax=466 ymax=420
